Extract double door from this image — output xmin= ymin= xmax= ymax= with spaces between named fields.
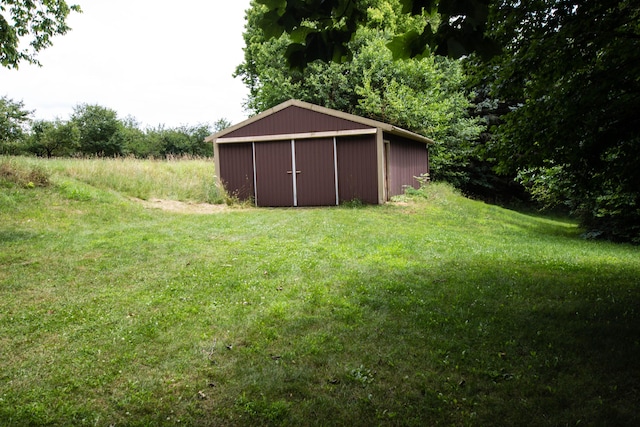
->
xmin=254 ymin=138 xmax=338 ymax=207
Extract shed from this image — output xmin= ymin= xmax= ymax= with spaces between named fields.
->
xmin=206 ymin=99 xmax=433 ymax=207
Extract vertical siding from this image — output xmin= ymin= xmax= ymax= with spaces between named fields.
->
xmin=387 ymin=136 xmax=429 ymax=197
xmin=295 ymin=138 xmax=337 ymax=206
xmin=225 ymin=106 xmax=369 ymax=138
xmin=218 ymin=143 xmax=254 ymax=201
xmin=254 ymin=140 xmax=294 ymax=207
xmin=336 ymin=135 xmax=379 ymax=204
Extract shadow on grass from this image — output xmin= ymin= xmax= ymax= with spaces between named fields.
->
xmin=215 ymin=256 xmax=640 ymax=426
xmin=0 ymin=229 xmax=38 ymax=243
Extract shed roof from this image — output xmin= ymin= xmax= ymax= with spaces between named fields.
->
xmin=205 ymin=99 xmax=434 ymax=144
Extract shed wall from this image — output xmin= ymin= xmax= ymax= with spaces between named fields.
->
xmin=218 ymin=143 xmax=254 ymax=201
xmin=224 ymin=106 xmax=369 ymax=138
xmin=387 ymin=135 xmax=430 ymax=197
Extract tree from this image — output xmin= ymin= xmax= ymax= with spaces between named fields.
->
xmin=28 ymin=119 xmax=79 ymax=158
xmin=255 ymin=0 xmax=640 ymax=242
xmin=71 ymin=104 xmax=124 ymax=157
xmin=0 ymin=95 xmax=31 ymax=153
xmin=213 ymin=118 xmax=232 ymax=133
xmin=1 ymin=0 xmax=81 ymax=68
xmin=253 ymin=0 xmax=497 ymax=68
xmin=479 ymin=0 xmax=640 ymax=242
xmin=236 ymin=0 xmax=484 ymax=185
xmin=144 ymin=124 xmax=213 ymax=158
xmin=120 ymin=116 xmax=150 ymax=158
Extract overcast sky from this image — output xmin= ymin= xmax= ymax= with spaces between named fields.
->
xmin=1 ymin=0 xmax=252 ymax=128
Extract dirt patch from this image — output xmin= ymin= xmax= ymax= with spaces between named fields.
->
xmin=134 ymin=198 xmax=243 ymax=214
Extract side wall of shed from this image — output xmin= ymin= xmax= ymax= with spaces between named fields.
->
xmin=386 ymin=134 xmax=429 ymax=197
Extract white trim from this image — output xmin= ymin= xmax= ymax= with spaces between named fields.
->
xmin=376 ymin=129 xmax=385 ymax=204
xmin=333 ymin=137 xmax=339 ymax=206
xmin=215 ymin=128 xmax=378 ymax=144
xmin=291 ymin=139 xmax=298 ymax=207
xmin=252 ymin=142 xmax=257 ymax=205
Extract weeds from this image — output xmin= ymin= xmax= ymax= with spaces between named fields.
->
xmin=0 ymin=157 xmax=50 ymax=188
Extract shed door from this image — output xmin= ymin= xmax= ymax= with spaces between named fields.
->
xmin=254 ymin=138 xmax=337 ymax=207
xmin=254 ymin=140 xmax=294 ymax=207
xmin=336 ymin=135 xmax=378 ymax=204
xmin=295 ymin=138 xmax=337 ymax=206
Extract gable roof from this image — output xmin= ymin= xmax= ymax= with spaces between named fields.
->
xmin=205 ymin=99 xmax=433 ymax=144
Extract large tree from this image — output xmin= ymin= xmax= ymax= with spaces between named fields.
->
xmin=480 ymin=0 xmax=640 ymax=242
xmin=255 ymin=0 xmax=640 ymax=242
xmin=28 ymin=119 xmax=80 ymax=158
xmin=237 ymin=0 xmax=484 ymax=186
xmin=253 ymin=0 xmax=496 ymax=68
xmin=0 ymin=0 xmax=81 ymax=68
xmin=71 ymin=104 xmax=124 ymax=157
xmin=0 ymin=95 xmax=31 ymax=153
xmin=1 ymin=95 xmax=30 ymax=139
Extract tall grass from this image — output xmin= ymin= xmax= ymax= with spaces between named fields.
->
xmin=3 ymin=155 xmax=224 ymax=203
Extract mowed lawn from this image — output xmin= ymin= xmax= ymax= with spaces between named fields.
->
xmin=1 ymin=157 xmax=639 ymax=426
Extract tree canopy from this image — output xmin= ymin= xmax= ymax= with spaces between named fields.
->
xmin=237 ymin=0 xmax=484 ymax=186
xmin=0 ymin=95 xmax=31 ymax=146
xmin=481 ymin=0 xmax=640 ymax=242
xmin=254 ymin=0 xmax=497 ymax=68
xmin=0 ymin=0 xmax=81 ymax=68
xmin=253 ymin=0 xmax=640 ymax=242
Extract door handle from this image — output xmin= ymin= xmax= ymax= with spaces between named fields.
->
xmin=286 ymin=171 xmax=301 ymax=174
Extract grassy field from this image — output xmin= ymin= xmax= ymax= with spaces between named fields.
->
xmin=1 ymin=156 xmax=639 ymax=426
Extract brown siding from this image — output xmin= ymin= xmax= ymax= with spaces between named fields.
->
xmin=254 ymin=140 xmax=294 ymax=207
xmin=387 ymin=135 xmax=429 ymax=197
xmin=218 ymin=143 xmax=254 ymax=201
xmin=225 ymin=106 xmax=369 ymax=138
xmin=295 ymin=138 xmax=337 ymax=206
xmin=336 ymin=135 xmax=378 ymax=204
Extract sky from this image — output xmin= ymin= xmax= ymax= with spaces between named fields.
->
xmin=0 ymin=0 xmax=252 ymax=128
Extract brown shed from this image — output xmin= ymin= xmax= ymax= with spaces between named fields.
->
xmin=206 ymin=100 xmax=433 ymax=207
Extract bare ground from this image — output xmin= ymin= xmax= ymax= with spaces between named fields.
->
xmin=133 ymin=198 xmax=241 ymax=214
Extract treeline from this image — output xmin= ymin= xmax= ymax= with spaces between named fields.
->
xmin=1 ymin=98 xmax=230 ymax=158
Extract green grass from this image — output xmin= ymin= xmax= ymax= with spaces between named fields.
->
xmin=1 ymin=156 xmax=639 ymax=426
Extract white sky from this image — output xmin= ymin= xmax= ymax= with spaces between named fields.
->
xmin=0 ymin=0 xmax=252 ymax=128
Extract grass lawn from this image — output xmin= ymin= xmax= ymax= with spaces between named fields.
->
xmin=1 ymin=156 xmax=639 ymax=426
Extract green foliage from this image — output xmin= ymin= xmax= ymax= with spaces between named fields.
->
xmin=236 ymin=2 xmax=484 ymax=185
xmin=13 ymin=103 xmax=216 ymax=159
xmin=253 ymin=0 xmax=497 ymax=68
xmin=479 ymin=0 xmax=640 ymax=242
xmin=251 ymin=0 xmax=640 ymax=243
xmin=0 ymin=95 xmax=31 ymax=153
xmin=71 ymin=104 xmax=125 ymax=157
xmin=0 ymin=0 xmax=82 ymax=68
xmin=27 ymin=119 xmax=80 ymax=158
xmin=132 ymin=124 xmax=213 ymax=158
xmin=213 ymin=118 xmax=232 ymax=132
